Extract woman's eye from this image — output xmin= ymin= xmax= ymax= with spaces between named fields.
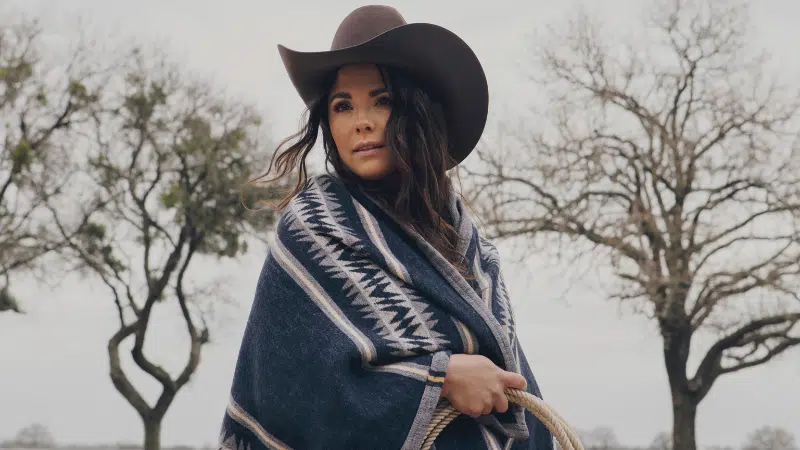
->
xmin=332 ymin=101 xmax=351 ymax=113
xmin=376 ymin=96 xmax=392 ymax=107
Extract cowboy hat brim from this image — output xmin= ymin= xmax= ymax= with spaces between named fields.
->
xmin=277 ymin=22 xmax=488 ymax=169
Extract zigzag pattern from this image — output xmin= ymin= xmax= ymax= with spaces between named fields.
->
xmin=287 ymin=178 xmax=449 ymax=357
xmin=479 ymin=235 xmax=502 ymax=266
xmin=219 ymin=433 xmax=251 ymax=450
xmin=478 ymin=236 xmax=516 ymax=346
xmin=494 ymin=273 xmax=516 ymax=346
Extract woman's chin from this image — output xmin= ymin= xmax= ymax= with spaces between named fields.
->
xmin=351 ymin=164 xmax=394 ymax=181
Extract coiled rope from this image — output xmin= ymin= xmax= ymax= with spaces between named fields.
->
xmin=421 ymin=388 xmax=585 ymax=450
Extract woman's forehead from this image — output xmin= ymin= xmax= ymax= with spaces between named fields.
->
xmin=331 ymin=63 xmax=386 ymax=92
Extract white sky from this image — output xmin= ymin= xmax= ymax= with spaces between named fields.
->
xmin=1 ymin=1 xmax=798 ymax=449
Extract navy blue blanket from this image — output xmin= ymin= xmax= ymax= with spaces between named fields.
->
xmin=219 ymin=174 xmax=553 ymax=450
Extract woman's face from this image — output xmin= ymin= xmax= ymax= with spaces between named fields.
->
xmin=328 ymin=63 xmax=396 ymax=181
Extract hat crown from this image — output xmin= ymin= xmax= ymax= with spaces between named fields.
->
xmin=330 ymin=5 xmax=407 ymax=51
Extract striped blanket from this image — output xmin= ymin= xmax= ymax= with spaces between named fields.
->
xmin=219 ymin=174 xmax=553 ymax=450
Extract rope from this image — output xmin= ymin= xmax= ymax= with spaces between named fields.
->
xmin=421 ymin=388 xmax=584 ymax=450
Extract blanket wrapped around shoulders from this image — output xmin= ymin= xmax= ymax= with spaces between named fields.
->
xmin=219 ymin=174 xmax=554 ymax=450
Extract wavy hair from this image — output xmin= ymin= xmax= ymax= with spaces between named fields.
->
xmin=250 ymin=64 xmax=470 ymax=275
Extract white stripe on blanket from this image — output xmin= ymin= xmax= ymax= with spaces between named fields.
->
xmin=225 ymin=396 xmax=292 ymax=450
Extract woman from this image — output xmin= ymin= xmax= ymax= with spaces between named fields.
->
xmin=220 ymin=6 xmax=554 ymax=450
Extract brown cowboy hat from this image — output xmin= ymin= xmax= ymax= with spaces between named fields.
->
xmin=277 ymin=5 xmax=488 ymax=169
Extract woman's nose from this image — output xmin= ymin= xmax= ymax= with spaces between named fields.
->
xmin=355 ymin=115 xmax=374 ymax=134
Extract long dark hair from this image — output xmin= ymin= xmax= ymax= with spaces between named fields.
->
xmin=251 ymin=64 xmax=470 ymax=275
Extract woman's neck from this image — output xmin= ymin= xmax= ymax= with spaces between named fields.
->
xmin=359 ymin=171 xmax=401 ymax=193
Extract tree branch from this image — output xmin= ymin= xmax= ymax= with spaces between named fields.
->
xmin=690 ymin=313 xmax=800 ymax=398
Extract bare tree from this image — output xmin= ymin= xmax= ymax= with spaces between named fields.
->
xmin=53 ymin=48 xmax=280 ymax=450
xmin=0 ymin=16 xmax=100 ymax=312
xmin=11 ymin=423 xmax=55 ymax=448
xmin=649 ymin=431 xmax=672 ymax=450
xmin=462 ymin=1 xmax=800 ymax=449
xmin=743 ymin=426 xmax=798 ymax=450
xmin=578 ymin=426 xmax=620 ymax=450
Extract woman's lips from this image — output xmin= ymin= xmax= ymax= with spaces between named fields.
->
xmin=353 ymin=144 xmax=385 ymax=155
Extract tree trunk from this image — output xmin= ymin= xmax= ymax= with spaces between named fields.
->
xmin=672 ymin=393 xmax=698 ymax=450
xmin=143 ymin=418 xmax=161 ymax=450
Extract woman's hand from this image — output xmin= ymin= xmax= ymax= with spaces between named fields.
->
xmin=441 ymin=354 xmax=527 ymax=418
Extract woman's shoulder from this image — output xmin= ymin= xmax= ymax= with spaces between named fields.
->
xmin=276 ymin=173 xmax=350 ymax=228
xmin=283 ymin=173 xmax=346 ymax=207
xmin=477 ymin=234 xmax=502 ymax=265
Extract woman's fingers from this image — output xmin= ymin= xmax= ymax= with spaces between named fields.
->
xmin=493 ymin=389 xmax=510 ymax=413
xmin=441 ymin=354 xmax=530 ymax=418
xmin=502 ymin=371 xmax=527 ymax=391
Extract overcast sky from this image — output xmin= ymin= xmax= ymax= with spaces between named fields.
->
xmin=1 ymin=1 xmax=798 ymax=448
